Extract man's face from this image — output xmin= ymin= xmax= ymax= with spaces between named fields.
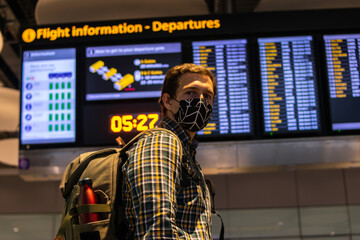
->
xmin=169 ymin=72 xmax=215 ymax=115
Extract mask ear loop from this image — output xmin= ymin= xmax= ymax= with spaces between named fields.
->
xmin=169 ymin=97 xmax=181 ymax=116
xmin=172 ymin=97 xmax=181 ymax=104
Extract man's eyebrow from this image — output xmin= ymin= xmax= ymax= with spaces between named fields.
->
xmin=183 ymin=86 xmax=214 ymax=94
xmin=204 ymin=89 xmax=215 ymax=95
xmin=183 ymin=86 xmax=197 ymax=91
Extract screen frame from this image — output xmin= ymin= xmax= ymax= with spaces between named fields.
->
xmin=84 ymin=42 xmax=183 ymax=102
xmin=254 ymin=32 xmax=324 ymax=139
xmin=19 ymin=45 xmax=80 ymax=150
xmin=321 ymin=31 xmax=360 ymax=136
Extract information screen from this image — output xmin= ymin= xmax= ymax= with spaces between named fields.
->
xmin=324 ymin=33 xmax=360 ymax=131
xmin=192 ymin=39 xmax=252 ymax=138
xmin=258 ymin=36 xmax=320 ymax=135
xmin=83 ymin=101 xmax=161 ymax=146
xmin=85 ymin=42 xmax=182 ymax=101
xmin=20 ymin=48 xmax=76 ymax=145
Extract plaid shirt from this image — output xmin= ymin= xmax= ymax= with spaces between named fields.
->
xmin=122 ymin=117 xmax=212 ymax=239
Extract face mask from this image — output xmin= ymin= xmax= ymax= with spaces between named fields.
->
xmin=173 ymin=98 xmax=213 ymax=132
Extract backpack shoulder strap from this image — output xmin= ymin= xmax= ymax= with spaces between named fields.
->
xmin=114 ymin=127 xmax=183 ymax=239
xmin=122 ymin=127 xmax=183 ymax=159
xmin=205 ymin=179 xmax=225 ymax=240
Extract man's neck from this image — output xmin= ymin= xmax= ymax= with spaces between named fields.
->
xmin=185 ymin=129 xmax=196 ymax=141
xmin=166 ymin=113 xmax=196 ymax=141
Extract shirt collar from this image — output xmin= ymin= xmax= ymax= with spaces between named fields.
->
xmin=158 ymin=117 xmax=198 ymax=150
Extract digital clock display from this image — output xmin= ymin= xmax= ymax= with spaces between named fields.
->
xmin=83 ymin=101 xmax=161 ymax=146
xmin=110 ymin=113 xmax=159 ymax=133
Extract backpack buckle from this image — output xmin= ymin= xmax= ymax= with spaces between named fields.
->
xmin=115 ymin=136 xmax=125 ymax=147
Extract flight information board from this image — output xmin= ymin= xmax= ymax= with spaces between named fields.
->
xmin=258 ymin=36 xmax=320 ymax=135
xmin=192 ymin=39 xmax=252 ymax=137
xmin=324 ymin=34 xmax=360 ymax=131
xmin=20 ymin=48 xmax=76 ymax=145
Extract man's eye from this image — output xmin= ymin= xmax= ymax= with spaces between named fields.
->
xmin=204 ymin=94 xmax=213 ymax=100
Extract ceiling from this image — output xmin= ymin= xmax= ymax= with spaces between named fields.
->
xmin=1 ymin=0 xmax=360 ymax=90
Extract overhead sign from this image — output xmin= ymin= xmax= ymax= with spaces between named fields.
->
xmin=21 ymin=16 xmax=222 ymax=44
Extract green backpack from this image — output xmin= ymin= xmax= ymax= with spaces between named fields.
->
xmin=55 ymin=128 xmax=183 ymax=240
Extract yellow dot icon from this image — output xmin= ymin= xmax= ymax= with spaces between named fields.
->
xmin=22 ymin=29 xmax=36 ymax=43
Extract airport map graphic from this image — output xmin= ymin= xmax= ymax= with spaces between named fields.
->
xmin=85 ymin=43 xmax=182 ymax=101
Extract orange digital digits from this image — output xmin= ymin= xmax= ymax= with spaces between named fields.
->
xmin=110 ymin=113 xmax=160 ymax=133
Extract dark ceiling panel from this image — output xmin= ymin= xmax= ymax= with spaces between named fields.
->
xmin=0 ymin=55 xmax=18 ymax=89
xmin=4 ymin=0 xmax=37 ymax=25
xmin=235 ymin=0 xmax=260 ymax=12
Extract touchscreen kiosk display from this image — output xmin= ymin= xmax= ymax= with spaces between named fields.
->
xmin=20 ymin=48 xmax=76 ymax=145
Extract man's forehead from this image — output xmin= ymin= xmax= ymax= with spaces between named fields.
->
xmin=178 ymin=73 xmax=212 ymax=86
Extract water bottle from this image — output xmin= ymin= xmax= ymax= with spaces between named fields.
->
xmin=78 ymin=178 xmax=100 ymax=224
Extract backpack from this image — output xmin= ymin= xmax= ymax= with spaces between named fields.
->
xmin=55 ymin=127 xmax=224 ymax=240
xmin=55 ymin=128 xmax=182 ymax=240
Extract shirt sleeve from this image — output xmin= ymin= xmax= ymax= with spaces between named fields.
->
xmin=124 ymin=131 xmax=183 ymax=239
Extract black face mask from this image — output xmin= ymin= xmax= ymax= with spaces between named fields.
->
xmin=173 ymin=98 xmax=213 ymax=132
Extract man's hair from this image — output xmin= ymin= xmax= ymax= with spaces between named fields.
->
xmin=159 ymin=63 xmax=217 ymax=117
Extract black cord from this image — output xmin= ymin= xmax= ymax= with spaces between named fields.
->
xmin=0 ymin=131 xmax=18 ymax=140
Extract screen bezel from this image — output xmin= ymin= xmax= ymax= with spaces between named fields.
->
xmin=321 ymin=32 xmax=360 ymax=136
xmin=84 ymin=42 xmax=183 ymax=102
xmin=19 ymin=46 xmax=80 ymax=150
xmin=254 ymin=33 xmax=324 ymax=139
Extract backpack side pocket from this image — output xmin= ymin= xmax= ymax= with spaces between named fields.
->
xmin=73 ymin=219 xmax=110 ymax=240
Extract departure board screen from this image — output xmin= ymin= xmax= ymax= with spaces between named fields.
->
xmin=324 ymin=34 xmax=360 ymax=131
xmin=258 ymin=36 xmax=320 ymax=135
xmin=192 ymin=39 xmax=252 ymax=138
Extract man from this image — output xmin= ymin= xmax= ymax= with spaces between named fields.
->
xmin=122 ymin=63 xmax=217 ymax=239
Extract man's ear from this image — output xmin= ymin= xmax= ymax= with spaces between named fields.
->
xmin=162 ymin=93 xmax=172 ymax=111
